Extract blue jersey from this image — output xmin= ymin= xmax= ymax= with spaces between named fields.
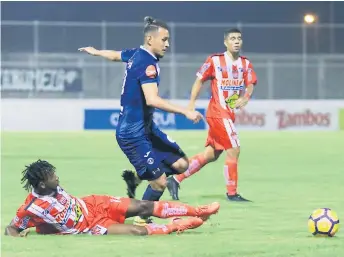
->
xmin=116 ymin=46 xmax=160 ymax=138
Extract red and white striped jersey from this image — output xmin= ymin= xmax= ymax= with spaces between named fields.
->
xmin=10 ymin=186 xmax=89 ymax=235
xmin=196 ymin=52 xmax=257 ymax=120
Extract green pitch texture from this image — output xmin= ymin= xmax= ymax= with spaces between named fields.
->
xmin=1 ymin=131 xmax=343 ymax=257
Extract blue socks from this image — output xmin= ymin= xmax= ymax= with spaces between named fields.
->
xmin=142 ymin=184 xmax=163 ymax=201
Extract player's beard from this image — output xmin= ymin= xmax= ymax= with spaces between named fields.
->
xmin=156 ymin=53 xmax=164 ymax=59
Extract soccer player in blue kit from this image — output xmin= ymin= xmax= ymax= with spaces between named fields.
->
xmin=79 ymin=16 xmax=203 ymax=225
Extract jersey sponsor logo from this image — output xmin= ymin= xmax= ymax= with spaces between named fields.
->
xmin=19 ymin=216 xmax=30 ymax=229
xmin=55 ymin=200 xmax=83 ymax=227
xmin=145 ymin=65 xmax=157 ymax=78
xmin=220 ymin=79 xmax=244 ymax=91
xmin=56 ymin=201 xmax=73 ymax=225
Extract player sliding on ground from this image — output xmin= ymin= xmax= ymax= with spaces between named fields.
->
xmin=79 ymin=16 xmax=203 ymax=226
xmin=167 ymin=28 xmax=258 ymax=202
xmin=5 ymin=160 xmax=220 ymax=237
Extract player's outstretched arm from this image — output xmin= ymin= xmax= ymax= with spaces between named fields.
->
xmin=188 ymin=77 xmax=203 ymax=110
xmin=142 ymin=82 xmax=203 ymax=123
xmin=78 ymin=46 xmax=123 ymax=62
xmin=4 ymin=225 xmax=29 ymax=237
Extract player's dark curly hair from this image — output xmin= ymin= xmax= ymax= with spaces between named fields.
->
xmin=143 ymin=16 xmax=169 ymax=35
xmin=21 ymin=160 xmax=56 ymax=191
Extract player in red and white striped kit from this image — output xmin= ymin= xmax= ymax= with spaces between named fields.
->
xmin=167 ymin=28 xmax=258 ymax=202
xmin=5 ymin=160 xmax=220 ymax=237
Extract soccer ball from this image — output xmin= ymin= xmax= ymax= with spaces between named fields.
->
xmin=308 ymin=208 xmax=340 ymax=237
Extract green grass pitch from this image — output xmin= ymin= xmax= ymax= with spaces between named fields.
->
xmin=1 ymin=131 xmax=343 ymax=257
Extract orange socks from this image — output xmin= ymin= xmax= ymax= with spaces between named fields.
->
xmin=153 ymin=201 xmax=197 ymax=218
xmin=145 ymin=223 xmax=174 ymax=235
xmin=224 ymin=157 xmax=238 ymax=195
xmin=174 ymin=154 xmax=207 ymax=183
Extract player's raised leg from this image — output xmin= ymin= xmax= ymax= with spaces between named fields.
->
xmin=118 ymin=139 xmax=167 ymax=206
xmin=125 ymin=198 xmax=220 ymax=220
xmin=134 ymin=130 xmax=191 ymax=225
xmin=105 ymin=197 xmax=220 ymax=235
xmin=167 ymin=145 xmax=222 ymax=200
xmin=105 ymin=217 xmax=204 ymax=236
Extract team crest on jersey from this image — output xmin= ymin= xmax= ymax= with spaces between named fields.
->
xmin=232 ymin=68 xmax=239 ymax=79
xmin=146 ymin=65 xmax=157 ymax=78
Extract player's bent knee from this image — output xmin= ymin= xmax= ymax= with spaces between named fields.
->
xmin=172 ymin=158 xmax=189 ymax=173
xmin=226 ymin=147 xmax=240 ymax=158
xmin=204 ymin=147 xmax=222 ymax=163
xmin=205 ymin=153 xmax=219 ymax=163
xmin=150 ymin=175 xmax=167 ymax=191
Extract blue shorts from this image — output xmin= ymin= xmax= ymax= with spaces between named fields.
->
xmin=116 ymin=129 xmax=186 ymax=181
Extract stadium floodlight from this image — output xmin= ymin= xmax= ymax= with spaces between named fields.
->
xmin=304 ymin=14 xmax=317 ymax=24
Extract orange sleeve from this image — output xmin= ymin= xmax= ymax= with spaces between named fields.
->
xmin=244 ymin=62 xmax=257 ymax=86
xmin=10 ymin=205 xmax=35 ymax=231
xmin=196 ymin=56 xmax=214 ymax=82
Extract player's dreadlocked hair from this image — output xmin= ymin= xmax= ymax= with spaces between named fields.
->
xmin=224 ymin=28 xmax=242 ymax=39
xmin=21 ymin=160 xmax=56 ymax=191
xmin=143 ymin=16 xmax=169 ymax=35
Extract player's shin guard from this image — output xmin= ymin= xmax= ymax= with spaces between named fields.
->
xmin=152 ymin=201 xmax=197 ymax=218
xmin=224 ymin=157 xmax=238 ymax=196
xmin=142 ymin=185 xmax=163 ymax=201
xmin=173 ymin=154 xmax=207 ymax=183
